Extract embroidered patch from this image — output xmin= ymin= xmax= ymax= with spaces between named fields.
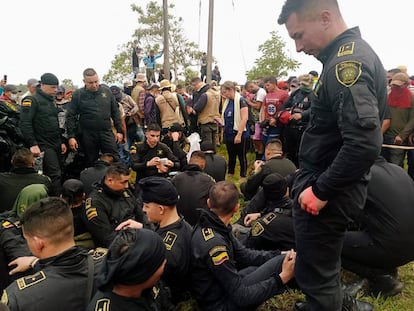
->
xmin=163 ymin=231 xmax=177 ymax=250
xmin=263 ymin=213 xmax=276 ymax=225
xmin=86 ymin=207 xmax=98 ymax=221
xmin=211 ymin=251 xmax=229 ymax=266
xmin=1 ymin=221 xmax=14 ymax=229
xmin=208 ymin=246 xmax=227 ymax=257
xmin=337 ymin=42 xmax=355 ymax=57
xmin=336 ymin=61 xmax=362 ymax=87
xmin=202 ymin=228 xmax=214 ymax=241
xmin=22 ymin=99 xmax=32 ymax=107
xmin=123 ymin=191 xmax=130 ymax=198
xmin=102 ymin=93 xmax=107 ymax=98
xmin=85 ymin=198 xmax=92 ymax=209
xmin=90 ymin=247 xmax=108 ymax=260
xmin=17 ymin=271 xmax=46 ymax=290
xmin=95 ymin=298 xmax=110 ymax=311
xmin=129 ymin=145 xmax=137 ymax=154
xmin=157 ymin=150 xmax=164 ymax=156
xmin=1 ymin=290 xmax=7 ymax=304
xmin=251 ymin=222 xmax=265 ymax=237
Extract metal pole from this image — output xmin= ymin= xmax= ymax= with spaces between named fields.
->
xmin=206 ymin=0 xmax=214 ymax=84
xmin=163 ymin=0 xmax=170 ymax=81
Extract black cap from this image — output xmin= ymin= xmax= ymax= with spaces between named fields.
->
xmin=110 ymin=85 xmax=121 ymax=94
xmin=138 ymin=176 xmax=179 ymax=206
xmin=168 ymin=122 xmax=183 ymax=132
xmin=3 ymin=84 xmax=19 ymax=93
xmin=40 ymin=73 xmax=59 ymax=86
xmin=262 ymin=173 xmax=287 ymax=201
xmin=62 ymin=179 xmax=84 ymax=199
xmin=200 ymin=141 xmax=216 ymax=153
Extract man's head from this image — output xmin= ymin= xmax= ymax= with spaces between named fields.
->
xmin=265 ymin=139 xmax=284 ymax=160
xmin=139 ymin=176 xmax=179 ymax=224
xmin=134 ymin=73 xmax=147 ymax=85
xmin=208 ymin=181 xmax=240 ymax=217
xmin=145 ymin=123 xmax=161 ymax=148
xmin=104 ymin=164 xmax=130 ymax=193
xmin=61 ymin=179 xmax=85 ymax=206
xmin=263 ymin=76 xmax=278 ymax=93
xmin=40 ymin=73 xmax=59 ymax=96
xmin=189 ymin=150 xmax=206 ymax=170
xmin=97 ymin=228 xmax=166 ymax=290
xmin=244 ymin=81 xmax=259 ymax=94
xmin=262 ymin=173 xmax=288 ymax=202
xmin=55 ymin=85 xmax=66 ymax=101
xmin=21 ymin=197 xmax=74 ymax=259
xmin=390 ymin=72 xmax=410 ymax=89
xmin=2 ymin=84 xmax=19 ymax=101
xmin=83 ymin=68 xmax=100 ymax=92
xmin=190 ymin=77 xmax=204 ymax=91
xmin=11 ymin=148 xmax=34 ymax=168
xmin=278 ymin=0 xmax=344 ymax=57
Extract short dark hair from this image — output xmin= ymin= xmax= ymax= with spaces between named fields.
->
xmin=209 ymin=181 xmax=239 ymax=216
xmin=146 ymin=123 xmax=162 ymax=132
xmin=21 ymin=197 xmax=74 ymax=244
xmin=191 ymin=77 xmax=202 ymax=84
xmin=263 ymin=76 xmax=278 ymax=85
xmin=190 ymin=150 xmax=206 ymax=161
xmin=106 ymin=164 xmax=130 ymax=179
xmin=11 ymin=148 xmax=33 ymax=168
xmin=278 ymin=0 xmax=339 ymax=25
xmin=265 ymin=138 xmax=283 ymax=152
xmin=83 ymin=68 xmax=97 ymax=78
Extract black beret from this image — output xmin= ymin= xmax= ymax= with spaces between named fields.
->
xmin=262 ymin=173 xmax=287 ymax=201
xmin=139 ymin=176 xmax=179 ymax=206
xmin=40 ymin=73 xmax=59 ymax=86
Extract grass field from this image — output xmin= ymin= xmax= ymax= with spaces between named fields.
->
xmin=216 ymin=144 xmax=414 ymax=311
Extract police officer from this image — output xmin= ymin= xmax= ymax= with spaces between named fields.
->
xmin=84 ymin=164 xmax=145 ymax=248
xmin=1 ymin=197 xmax=105 ymax=311
xmin=278 ymin=1 xmax=387 ymax=310
xmin=190 ymin=181 xmax=296 ymax=310
xmin=130 ymin=123 xmax=179 ymax=182
xmin=20 ymin=73 xmax=66 ymax=195
xmin=66 ymin=68 xmax=123 ymax=166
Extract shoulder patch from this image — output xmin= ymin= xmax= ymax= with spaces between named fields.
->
xmin=85 ymin=197 xmax=92 ymax=209
xmin=251 ymin=222 xmax=265 ymax=237
xmin=90 ymin=247 xmax=108 ymax=260
xmin=2 ymin=221 xmax=14 ymax=229
xmin=17 ymin=271 xmax=46 ymax=290
xmin=1 ymin=290 xmax=7 ymax=305
xmin=202 ymin=228 xmax=215 ymax=241
xmin=337 ymin=42 xmax=355 ymax=57
xmin=263 ymin=212 xmax=277 ymax=225
xmin=336 ymin=61 xmax=362 ymax=87
xmin=95 ymin=298 xmax=110 ymax=311
xmin=85 ymin=198 xmax=98 ymax=221
xmin=22 ymin=99 xmax=32 ymax=107
xmin=163 ymin=231 xmax=177 ymax=250
xmin=211 ymin=250 xmax=229 ymax=266
xmin=208 ymin=245 xmax=227 ymax=257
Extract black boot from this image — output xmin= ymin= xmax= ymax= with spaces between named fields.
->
xmin=368 ymin=274 xmax=403 ymax=298
xmin=342 ymin=279 xmax=368 ymax=297
xmin=342 ymin=294 xmax=373 ymax=311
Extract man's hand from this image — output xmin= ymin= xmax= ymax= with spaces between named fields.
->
xmin=254 ymin=160 xmax=264 ymax=173
xmin=394 ymin=135 xmax=403 ymax=145
xmin=244 ymin=213 xmax=261 ymax=226
xmin=147 ymin=157 xmax=160 ymax=167
xmin=61 ymin=143 xmax=67 ymax=154
xmin=30 ymin=145 xmax=41 ymax=157
xmin=298 ymin=186 xmax=327 ymax=215
xmin=171 ymin=132 xmax=180 ymax=142
xmin=290 ymin=113 xmax=302 ymax=121
xmin=116 ymin=133 xmax=123 ymax=144
xmin=279 ymin=249 xmax=296 ymax=284
xmin=68 ymin=138 xmax=78 ymax=151
xmin=8 ymin=256 xmax=37 ymax=275
xmin=115 ymin=219 xmax=143 ymax=231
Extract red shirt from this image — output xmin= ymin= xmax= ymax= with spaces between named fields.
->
xmin=263 ymin=90 xmax=289 ymax=120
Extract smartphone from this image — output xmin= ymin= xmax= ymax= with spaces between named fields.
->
xmin=3 ymin=75 xmax=7 ymax=83
xmin=160 ymin=158 xmax=168 ymax=165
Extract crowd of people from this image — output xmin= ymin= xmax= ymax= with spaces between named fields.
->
xmin=1 ymin=0 xmax=414 ymax=310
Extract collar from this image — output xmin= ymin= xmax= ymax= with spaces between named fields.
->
xmin=10 ymin=167 xmax=38 ymax=174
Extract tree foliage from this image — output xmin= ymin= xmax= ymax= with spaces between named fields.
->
xmin=103 ymin=1 xmax=201 ymax=85
xmin=246 ymin=31 xmax=300 ymax=81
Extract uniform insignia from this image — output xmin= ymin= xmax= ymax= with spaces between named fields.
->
xmin=202 ymin=228 xmax=214 ymax=241
xmin=95 ymin=298 xmax=110 ymax=311
xmin=163 ymin=231 xmax=177 ymax=250
xmin=130 ymin=145 xmax=137 ymax=154
xmin=336 ymin=61 xmax=362 ymax=87
xmin=86 ymin=207 xmax=98 ymax=221
xmin=251 ymin=222 xmax=265 ymax=237
xmin=157 ymin=150 xmax=163 ymax=156
xmin=22 ymin=99 xmax=32 ymax=107
xmin=208 ymin=246 xmax=227 ymax=257
xmin=1 ymin=221 xmax=14 ymax=229
xmin=17 ymin=271 xmax=46 ymax=290
xmin=337 ymin=42 xmax=355 ymax=57
xmin=263 ymin=213 xmax=276 ymax=225
xmin=211 ymin=251 xmax=229 ymax=266
xmin=90 ymin=247 xmax=108 ymax=260
xmin=102 ymin=93 xmax=107 ymax=98
xmin=1 ymin=290 xmax=7 ymax=304
xmin=123 ymin=191 xmax=130 ymax=198
xmin=313 ymin=80 xmax=321 ymax=97
xmin=85 ymin=197 xmax=92 ymax=209
xmin=152 ymin=286 xmax=160 ymax=299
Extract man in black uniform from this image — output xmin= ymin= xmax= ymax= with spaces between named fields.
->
xmin=278 ymin=1 xmax=387 ymax=310
xmin=130 ymin=123 xmax=179 ymax=182
xmin=1 ymin=197 xmax=105 ymax=311
xmin=342 ymin=158 xmax=414 ymax=298
xmin=20 ymin=73 xmax=66 ymax=195
xmin=119 ymin=176 xmax=192 ymax=304
xmin=84 ymin=164 xmax=145 ymax=248
xmin=66 ymin=68 xmax=123 ymax=166
xmin=190 ymin=181 xmax=296 ymax=310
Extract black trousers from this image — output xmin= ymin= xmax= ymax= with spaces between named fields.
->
xmin=225 ymin=137 xmax=248 ymax=177
xmin=292 ymin=170 xmax=368 ymax=311
xmin=80 ymin=130 xmax=119 ymax=166
xmin=284 ymin=125 xmax=304 ymax=167
xmin=41 ymin=146 xmax=62 ymax=195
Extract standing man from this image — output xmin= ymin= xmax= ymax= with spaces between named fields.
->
xmin=278 ymin=1 xmax=387 ymax=310
xmin=20 ymin=73 xmax=66 ymax=195
xmin=66 ymin=68 xmax=122 ymax=166
xmin=143 ymin=49 xmax=163 ymax=83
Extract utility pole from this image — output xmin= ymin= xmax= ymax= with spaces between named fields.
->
xmin=163 ymin=0 xmax=170 ymax=80
xmin=206 ymin=0 xmax=214 ymax=84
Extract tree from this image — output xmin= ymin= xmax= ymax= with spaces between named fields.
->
xmin=246 ymin=31 xmax=300 ymax=81
xmin=103 ymin=1 xmax=201 ymax=84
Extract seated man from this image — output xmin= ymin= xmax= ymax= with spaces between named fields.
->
xmin=240 ymin=139 xmax=296 ymax=200
xmin=161 ymin=122 xmax=190 ymax=170
xmin=130 ymin=123 xmax=179 ymax=182
xmin=2 ymin=197 xmax=105 ymax=310
xmin=118 ymin=176 xmax=193 ymax=304
xmin=238 ymin=173 xmax=295 ymax=252
xmin=200 ymin=141 xmax=227 ymax=182
xmin=190 ymin=181 xmax=295 ymax=310
xmin=84 ymin=164 xmax=145 ymax=248
xmin=79 ymin=153 xmax=115 ymax=196
xmin=341 ymin=157 xmax=414 ymax=298
xmin=0 ymin=148 xmax=51 ymax=213
xmin=172 ymin=150 xmax=215 ymax=226
xmin=87 ymin=228 xmax=166 ymax=311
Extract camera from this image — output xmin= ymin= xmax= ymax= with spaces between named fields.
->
xmin=160 ymin=158 xmax=168 ymax=165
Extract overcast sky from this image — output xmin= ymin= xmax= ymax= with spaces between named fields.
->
xmin=2 ymin=0 xmax=413 ymax=87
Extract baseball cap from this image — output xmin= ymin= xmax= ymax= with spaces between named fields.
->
xmin=27 ymin=78 xmax=39 ymax=88
xmin=3 ymin=84 xmax=19 ymax=93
